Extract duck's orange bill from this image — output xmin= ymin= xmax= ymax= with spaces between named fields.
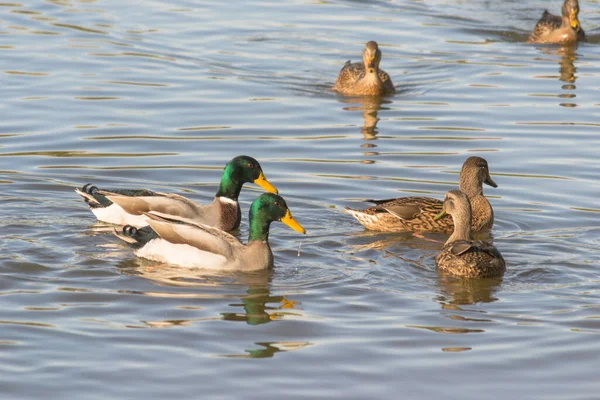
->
xmin=281 ymin=210 xmax=306 ymax=234
xmin=570 ymin=9 xmax=580 ymax=29
xmin=254 ymin=172 xmax=278 ymax=194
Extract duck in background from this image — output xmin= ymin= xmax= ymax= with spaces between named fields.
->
xmin=528 ymin=0 xmax=585 ymax=44
xmin=333 ymin=41 xmax=395 ymax=96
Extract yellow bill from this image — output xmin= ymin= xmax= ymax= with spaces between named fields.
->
xmin=281 ymin=210 xmax=306 ymax=234
xmin=570 ymin=9 xmax=580 ymax=29
xmin=254 ymin=172 xmax=278 ymax=194
xmin=433 ymin=210 xmax=447 ymax=221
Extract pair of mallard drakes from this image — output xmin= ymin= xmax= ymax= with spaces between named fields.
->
xmin=76 ymin=156 xmax=305 ymax=271
xmin=334 ymin=0 xmax=585 ymax=96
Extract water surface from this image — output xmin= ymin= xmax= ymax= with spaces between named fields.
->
xmin=1 ymin=0 xmax=600 ymax=398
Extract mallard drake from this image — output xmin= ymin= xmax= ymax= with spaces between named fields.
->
xmin=528 ymin=0 xmax=585 ymax=44
xmin=332 ymin=41 xmax=395 ymax=96
xmin=75 ymin=155 xmax=277 ymax=230
xmin=434 ymin=190 xmax=505 ymax=278
xmin=344 ymin=156 xmax=497 ymax=233
xmin=114 ymin=193 xmax=306 ymax=271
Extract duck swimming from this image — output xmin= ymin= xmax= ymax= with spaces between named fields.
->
xmin=114 ymin=193 xmax=306 ymax=271
xmin=344 ymin=156 xmax=497 ymax=233
xmin=434 ymin=190 xmax=505 ymax=278
xmin=75 ymin=155 xmax=277 ymax=230
xmin=528 ymin=0 xmax=585 ymax=44
xmin=333 ymin=41 xmax=395 ymax=96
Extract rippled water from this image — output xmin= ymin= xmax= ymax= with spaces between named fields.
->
xmin=2 ymin=0 xmax=600 ymax=397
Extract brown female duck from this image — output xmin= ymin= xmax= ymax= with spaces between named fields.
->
xmin=332 ymin=41 xmax=395 ymax=96
xmin=434 ymin=190 xmax=505 ymax=278
xmin=344 ymin=156 xmax=497 ymax=233
xmin=528 ymin=0 xmax=585 ymax=44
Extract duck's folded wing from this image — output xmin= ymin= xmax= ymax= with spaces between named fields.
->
xmin=373 ymin=197 xmax=443 ymax=220
xmin=145 ymin=212 xmax=240 ymax=258
xmin=449 ymin=241 xmax=473 ymax=256
xmin=380 ymin=203 xmax=424 ymax=220
xmin=102 ymin=191 xmax=200 ymax=217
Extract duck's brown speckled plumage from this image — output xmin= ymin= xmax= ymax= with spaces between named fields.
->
xmin=435 ymin=190 xmax=505 ymax=279
xmin=528 ymin=0 xmax=585 ymax=44
xmin=344 ymin=156 xmax=497 ymax=233
xmin=333 ymin=41 xmax=395 ymax=96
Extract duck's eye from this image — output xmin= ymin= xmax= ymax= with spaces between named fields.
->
xmin=273 ymin=201 xmax=280 ymax=207
xmin=247 ymin=163 xmax=255 ymax=169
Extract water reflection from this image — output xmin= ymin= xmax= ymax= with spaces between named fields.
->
xmin=535 ymin=46 xmax=579 ymax=107
xmin=220 ymin=341 xmax=312 ymax=359
xmin=221 ymin=285 xmax=302 ymax=326
xmin=115 ymin=260 xmax=309 ymax=358
xmin=117 ymin=259 xmax=291 ymax=322
xmin=337 ymin=96 xmax=391 ymax=142
xmin=436 ymin=274 xmax=502 ymax=305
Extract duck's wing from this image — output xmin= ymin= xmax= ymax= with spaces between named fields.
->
xmin=529 ymin=10 xmax=562 ymax=42
xmin=144 ymin=211 xmax=241 ymax=258
xmin=335 ymin=61 xmax=365 ymax=86
xmin=372 ymin=197 xmax=443 ymax=220
xmin=448 ymin=241 xmax=474 ymax=256
xmin=101 ymin=190 xmax=203 ymax=218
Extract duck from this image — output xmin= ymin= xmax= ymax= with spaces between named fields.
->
xmin=113 ymin=193 xmax=306 ymax=271
xmin=332 ymin=41 xmax=395 ymax=96
xmin=75 ymin=155 xmax=278 ymax=230
xmin=344 ymin=156 xmax=497 ymax=233
xmin=528 ymin=0 xmax=585 ymax=44
xmin=434 ymin=190 xmax=505 ymax=278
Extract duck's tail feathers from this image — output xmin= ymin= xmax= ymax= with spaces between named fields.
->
xmin=75 ymin=183 xmax=102 ymax=206
xmin=113 ymin=225 xmax=157 ymax=248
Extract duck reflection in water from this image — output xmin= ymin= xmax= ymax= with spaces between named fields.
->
xmin=337 ymin=96 xmax=391 ymax=142
xmin=535 ymin=46 xmax=580 ymax=107
xmin=117 ymin=261 xmax=311 ymax=358
xmin=116 ymin=261 xmax=301 ymax=326
xmin=436 ymin=274 xmax=502 ymax=306
xmin=221 ymin=282 xmax=302 ymax=326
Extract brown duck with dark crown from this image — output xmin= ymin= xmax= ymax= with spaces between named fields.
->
xmin=528 ymin=0 xmax=585 ymax=44
xmin=332 ymin=41 xmax=395 ymax=96
xmin=434 ymin=190 xmax=505 ymax=279
xmin=344 ymin=156 xmax=497 ymax=233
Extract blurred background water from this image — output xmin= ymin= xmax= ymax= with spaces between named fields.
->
xmin=1 ymin=0 xmax=600 ymax=398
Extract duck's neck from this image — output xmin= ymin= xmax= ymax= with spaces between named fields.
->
xmin=446 ymin=208 xmax=473 ymax=244
xmin=215 ymin=166 xmax=242 ymax=201
xmin=362 ymin=66 xmax=381 ymax=83
xmin=459 ymin=174 xmax=483 ymax=198
xmin=562 ymin=16 xmax=572 ymax=29
xmin=248 ymin=207 xmax=272 ymax=243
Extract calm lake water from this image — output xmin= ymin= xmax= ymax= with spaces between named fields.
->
xmin=2 ymin=0 xmax=600 ymax=398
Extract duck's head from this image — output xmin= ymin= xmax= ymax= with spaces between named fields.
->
xmin=562 ymin=0 xmax=581 ymax=30
xmin=458 ymin=156 xmax=497 ymax=196
xmin=362 ymin=41 xmax=382 ymax=74
xmin=219 ymin=156 xmax=278 ymax=198
xmin=250 ymin=193 xmax=306 ymax=234
xmin=434 ymin=190 xmax=471 ymax=221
